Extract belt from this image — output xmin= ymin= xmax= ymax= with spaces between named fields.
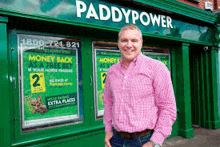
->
xmin=115 ymin=128 xmax=153 ymax=139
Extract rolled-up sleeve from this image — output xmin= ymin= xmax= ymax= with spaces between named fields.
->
xmin=150 ymin=62 xmax=177 ymax=146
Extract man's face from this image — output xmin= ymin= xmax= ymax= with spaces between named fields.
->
xmin=118 ymin=29 xmax=143 ymax=63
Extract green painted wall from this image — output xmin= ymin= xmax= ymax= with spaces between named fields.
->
xmin=0 ymin=17 xmax=11 ymax=147
xmin=0 ymin=0 xmax=220 ymax=146
xmin=172 ymin=43 xmax=194 ymax=139
xmin=218 ymin=50 xmax=220 ymax=120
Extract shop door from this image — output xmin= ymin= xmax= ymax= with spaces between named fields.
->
xmin=189 ymin=46 xmax=213 ymax=128
xmin=190 ymin=47 xmax=204 ymax=127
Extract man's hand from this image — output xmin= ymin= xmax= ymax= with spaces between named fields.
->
xmin=104 ymin=131 xmax=113 ymax=147
xmin=143 ymin=141 xmax=153 ymax=147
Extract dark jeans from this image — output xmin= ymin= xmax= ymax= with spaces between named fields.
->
xmin=110 ymin=128 xmax=153 ymax=147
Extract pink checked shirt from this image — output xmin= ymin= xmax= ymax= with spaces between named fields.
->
xmin=103 ymin=53 xmax=176 ymax=146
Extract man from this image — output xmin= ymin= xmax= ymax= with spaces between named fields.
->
xmin=103 ymin=24 xmax=176 ymax=147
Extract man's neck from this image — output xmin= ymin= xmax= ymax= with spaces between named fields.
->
xmin=122 ymin=60 xmax=131 ymax=69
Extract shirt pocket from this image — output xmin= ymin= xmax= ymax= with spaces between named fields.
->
xmin=109 ymin=76 xmax=123 ymax=97
xmin=130 ymin=74 xmax=154 ymax=99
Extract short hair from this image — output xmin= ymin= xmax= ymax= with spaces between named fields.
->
xmin=118 ymin=24 xmax=142 ymax=40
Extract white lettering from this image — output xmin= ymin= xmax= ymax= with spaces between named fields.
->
xmin=150 ymin=13 xmax=160 ymax=27
xmin=111 ymin=6 xmax=122 ymax=22
xmin=161 ymin=15 xmax=166 ymax=28
xmin=132 ymin=10 xmax=139 ymax=24
xmin=167 ymin=16 xmax=173 ymax=28
xmin=48 ymin=100 xmax=62 ymax=105
xmin=76 ymin=1 xmax=87 ymax=18
xmin=99 ymin=4 xmax=111 ymax=21
xmin=86 ymin=3 xmax=99 ymax=20
xmin=62 ymin=98 xmax=76 ymax=103
xmin=75 ymin=0 xmax=173 ymax=29
xmin=140 ymin=12 xmax=150 ymax=26
xmin=121 ymin=8 xmax=131 ymax=23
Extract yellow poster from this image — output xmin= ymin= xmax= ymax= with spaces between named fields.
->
xmin=101 ymin=72 xmax=107 ymax=89
xmin=30 ymin=73 xmax=46 ymax=93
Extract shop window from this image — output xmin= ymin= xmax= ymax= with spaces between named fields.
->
xmin=92 ymin=41 xmax=120 ymax=119
xmin=17 ymin=34 xmax=83 ymax=131
xmin=143 ymin=46 xmax=171 ymax=70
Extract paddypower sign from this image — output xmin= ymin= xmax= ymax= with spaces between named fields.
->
xmin=76 ymin=0 xmax=173 ymax=28
xmin=0 ymin=0 xmax=212 ymax=42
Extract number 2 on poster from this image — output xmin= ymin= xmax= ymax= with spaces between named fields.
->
xmin=30 ymin=73 xmax=46 ymax=93
xmin=101 ymin=72 xmax=107 ymax=89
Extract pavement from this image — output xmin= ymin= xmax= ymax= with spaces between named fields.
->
xmin=163 ymin=126 xmax=220 ymax=147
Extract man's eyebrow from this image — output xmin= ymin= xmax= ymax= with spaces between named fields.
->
xmin=131 ymin=39 xmax=138 ymax=41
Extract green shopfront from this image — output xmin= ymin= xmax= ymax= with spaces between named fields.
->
xmin=0 ymin=0 xmax=220 ymax=146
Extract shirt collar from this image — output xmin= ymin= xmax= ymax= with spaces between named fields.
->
xmin=119 ymin=53 xmax=143 ymax=67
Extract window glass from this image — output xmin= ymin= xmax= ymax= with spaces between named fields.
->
xmin=93 ymin=41 xmax=120 ymax=118
xmin=143 ymin=47 xmax=171 ymax=70
xmin=18 ymin=34 xmax=82 ymax=130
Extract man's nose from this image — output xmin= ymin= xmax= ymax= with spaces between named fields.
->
xmin=126 ymin=40 xmax=132 ymax=47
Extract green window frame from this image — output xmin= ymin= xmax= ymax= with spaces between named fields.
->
xmin=9 ymin=29 xmax=85 ymax=144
